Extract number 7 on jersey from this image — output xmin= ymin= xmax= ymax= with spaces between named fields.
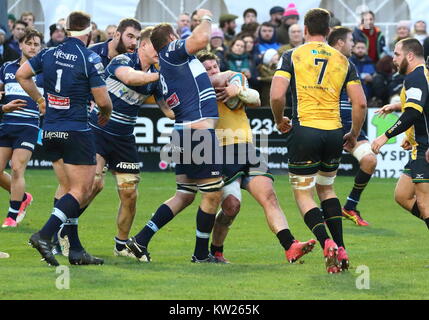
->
xmin=314 ymin=58 xmax=328 ymax=85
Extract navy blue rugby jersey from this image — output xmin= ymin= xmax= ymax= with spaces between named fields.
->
xmin=28 ymin=37 xmax=106 ymax=131
xmin=89 ymin=39 xmax=112 ymax=68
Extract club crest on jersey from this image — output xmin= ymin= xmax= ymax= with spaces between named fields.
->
xmin=166 ymin=93 xmax=180 ymax=108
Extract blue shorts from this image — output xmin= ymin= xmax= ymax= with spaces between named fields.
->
xmin=93 ymin=128 xmax=140 ymax=174
xmin=342 ymin=122 xmax=368 ymax=142
xmin=403 ymin=158 xmax=429 ymax=183
xmin=172 ymin=128 xmax=222 ymax=179
xmin=222 ymin=143 xmax=273 ymax=186
xmin=43 ymin=130 xmax=96 ymax=165
xmin=0 ymin=124 xmax=38 ymax=152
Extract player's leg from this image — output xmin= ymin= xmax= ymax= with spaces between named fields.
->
xmin=0 ymin=147 xmax=13 ymax=226
xmin=343 ymin=139 xmax=376 ymax=226
xmin=0 ymin=171 xmax=11 ymax=192
xmin=407 ymin=158 xmax=429 ymax=228
xmin=8 ymin=148 xmax=33 ymax=224
xmin=394 ymin=173 xmax=416 ymax=212
xmin=126 ymin=174 xmax=197 ymax=262
xmin=210 ymin=179 xmax=242 ymax=262
xmin=415 ymin=182 xmax=429 ymax=229
xmin=246 ymin=175 xmax=316 ymax=263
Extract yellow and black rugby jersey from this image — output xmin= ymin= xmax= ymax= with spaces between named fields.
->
xmin=399 ymin=64 xmax=429 ymax=159
xmin=275 ymin=42 xmax=360 ymax=130
xmin=216 ymin=101 xmax=253 ymax=146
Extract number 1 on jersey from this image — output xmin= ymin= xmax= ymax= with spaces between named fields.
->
xmin=314 ymin=58 xmax=328 ymax=85
xmin=55 ymin=69 xmax=63 ymax=93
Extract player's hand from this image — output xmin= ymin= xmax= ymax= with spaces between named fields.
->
xmin=216 ymin=85 xmax=240 ymax=102
xmin=276 ymin=117 xmax=292 ymax=133
xmin=401 ymin=138 xmax=412 ymax=151
xmin=375 ymin=104 xmax=396 ymax=118
xmin=37 ymin=99 xmax=46 ymax=116
xmin=343 ymin=131 xmax=357 ymax=151
xmin=98 ymin=109 xmax=111 ymax=127
xmin=371 ymin=134 xmax=388 ymax=154
xmin=197 ymin=9 xmax=213 ymax=20
xmin=2 ymin=99 xmax=27 ymax=113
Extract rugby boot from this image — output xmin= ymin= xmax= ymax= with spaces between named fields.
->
xmin=16 ymin=192 xmax=33 ymax=224
xmin=125 ymin=237 xmax=151 ymax=262
xmin=337 ymin=246 xmax=350 ymax=271
xmin=191 ymin=253 xmax=225 ymax=263
xmin=324 ymin=239 xmax=341 ymax=274
xmin=213 ymin=251 xmax=230 ymax=264
xmin=68 ymin=250 xmax=104 ymax=265
xmin=342 ymin=208 xmax=369 ymax=226
xmin=29 ymin=232 xmax=59 ymax=266
xmin=2 ymin=217 xmax=17 ymax=228
xmin=285 ymin=239 xmax=316 ymax=263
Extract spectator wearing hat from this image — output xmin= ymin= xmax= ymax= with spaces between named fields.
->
xmin=276 ymin=3 xmax=299 ymax=45
xmin=390 ymin=20 xmax=411 ymax=51
xmin=7 ymin=14 xmax=16 ymax=34
xmin=0 ymin=26 xmax=20 ymax=66
xmin=47 ymin=23 xmax=66 ymax=48
xmin=268 ymin=6 xmax=284 ymax=28
xmin=5 ymin=20 xmax=27 ymax=56
xmin=256 ymin=22 xmax=280 ymax=57
xmin=278 ymin=23 xmax=303 ymax=56
xmin=352 ymin=11 xmax=387 ymax=63
xmin=210 ymin=28 xmax=228 ymax=71
xmin=413 ymin=20 xmax=427 ymax=45
xmin=257 ymin=48 xmax=280 ymax=106
xmin=219 ymin=14 xmax=238 ymax=47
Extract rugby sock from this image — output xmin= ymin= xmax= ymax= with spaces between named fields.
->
xmin=304 ymin=207 xmax=330 ymax=249
xmin=7 ymin=201 xmax=21 ymax=221
xmin=40 ymin=193 xmax=79 ymax=240
xmin=115 ymin=237 xmax=127 ymax=251
xmin=52 ymin=199 xmax=60 ymax=244
xmin=322 ymin=198 xmax=345 ymax=248
xmin=22 ymin=193 xmax=27 ymax=202
xmin=344 ymin=169 xmax=372 ymax=211
xmin=64 ymin=218 xmax=84 ymax=252
xmin=194 ymin=207 xmax=216 ymax=260
xmin=210 ymin=244 xmax=223 ymax=255
xmin=425 ymin=218 xmax=429 ymax=230
xmin=276 ymin=229 xmax=295 ymax=251
xmin=53 ymin=198 xmax=59 ymax=206
xmin=411 ymin=202 xmax=422 ymax=219
xmin=60 ymin=206 xmax=88 ymax=238
xmin=135 ymin=204 xmax=174 ymax=247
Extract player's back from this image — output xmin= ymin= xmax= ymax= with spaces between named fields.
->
xmin=158 ymin=39 xmax=218 ymax=125
xmin=280 ymin=42 xmax=354 ymax=130
xmin=29 ymin=37 xmax=105 ymax=132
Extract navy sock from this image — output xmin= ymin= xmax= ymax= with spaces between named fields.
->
xmin=115 ymin=237 xmax=127 ymax=251
xmin=40 ymin=193 xmax=80 ymax=241
xmin=135 ymin=204 xmax=174 ymax=248
xmin=425 ymin=218 xmax=429 ymax=230
xmin=344 ymin=169 xmax=372 ymax=211
xmin=322 ymin=198 xmax=345 ymax=248
xmin=276 ymin=229 xmax=295 ymax=251
xmin=304 ymin=207 xmax=330 ymax=249
xmin=7 ymin=201 xmax=21 ymax=221
xmin=53 ymin=198 xmax=59 ymax=206
xmin=210 ymin=243 xmax=223 ymax=255
xmin=22 ymin=193 xmax=27 ymax=202
xmin=194 ymin=207 xmax=216 ymax=260
xmin=411 ymin=202 xmax=422 ymax=219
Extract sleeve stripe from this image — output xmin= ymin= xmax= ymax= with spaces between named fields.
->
xmin=404 ymin=102 xmax=423 ymax=113
xmin=346 ymin=80 xmax=361 ymax=86
xmin=274 ymin=70 xmax=291 ymax=79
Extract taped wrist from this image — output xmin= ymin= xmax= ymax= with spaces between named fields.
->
xmin=237 ymin=87 xmax=260 ymax=105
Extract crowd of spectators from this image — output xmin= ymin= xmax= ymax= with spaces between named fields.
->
xmin=2 ymin=4 xmax=429 ymax=107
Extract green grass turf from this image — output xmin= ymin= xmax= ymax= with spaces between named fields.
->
xmin=0 ymin=170 xmax=428 ymax=300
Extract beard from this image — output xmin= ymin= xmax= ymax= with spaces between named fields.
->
xmin=398 ymin=58 xmax=408 ymax=75
xmin=116 ymin=36 xmax=136 ymax=54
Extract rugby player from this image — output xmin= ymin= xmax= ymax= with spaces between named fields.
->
xmin=17 ymin=11 xmax=112 ymax=266
xmin=85 ymin=26 xmax=172 ymax=258
xmin=126 ymin=9 xmax=225 ymax=263
xmin=271 ymin=8 xmax=367 ymax=273
xmin=328 ymin=27 xmax=376 ymax=226
xmin=0 ymin=28 xmax=44 ymax=228
xmin=197 ymin=50 xmax=316 ymax=263
xmin=372 ymin=38 xmax=429 ymax=231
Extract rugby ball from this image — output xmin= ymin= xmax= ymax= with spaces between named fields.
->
xmin=225 ymin=73 xmax=248 ymax=110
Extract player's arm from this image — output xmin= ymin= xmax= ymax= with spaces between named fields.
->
xmin=346 ymin=83 xmax=367 ymax=137
xmin=114 ymin=66 xmax=159 ymax=86
xmin=1 ymin=100 xmax=27 ymax=113
xmin=185 ymin=9 xmax=213 ymax=55
xmin=374 ymin=102 xmax=402 ymax=118
xmin=270 ymin=75 xmax=291 ymax=133
xmin=156 ymin=98 xmax=175 ymax=120
xmin=91 ymin=86 xmax=112 ymax=126
xmin=16 ymin=61 xmax=45 ymax=114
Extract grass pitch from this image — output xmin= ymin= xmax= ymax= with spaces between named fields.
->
xmin=0 ymin=170 xmax=428 ymax=300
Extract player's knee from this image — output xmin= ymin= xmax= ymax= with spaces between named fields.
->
xmin=259 ymin=189 xmax=279 ymax=209
xmin=116 ymin=173 xmax=140 ymax=191
xmin=120 ymin=188 xmax=138 ymax=205
xmin=174 ymin=191 xmax=196 ymax=208
xmin=92 ymin=175 xmax=105 ymax=194
xmin=215 ymin=209 xmax=237 ymax=227
xmin=360 ymin=154 xmax=377 ymax=172
xmin=10 ymin=162 xmax=25 ymax=177
xmin=222 ymin=195 xmax=241 ymax=216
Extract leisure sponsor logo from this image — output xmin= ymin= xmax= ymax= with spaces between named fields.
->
xmin=44 ymin=131 xmax=69 ymax=139
xmin=116 ymin=162 xmax=140 ymax=170
xmin=48 ymin=93 xmax=70 ymax=110
xmin=53 ymin=49 xmax=78 ymax=61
